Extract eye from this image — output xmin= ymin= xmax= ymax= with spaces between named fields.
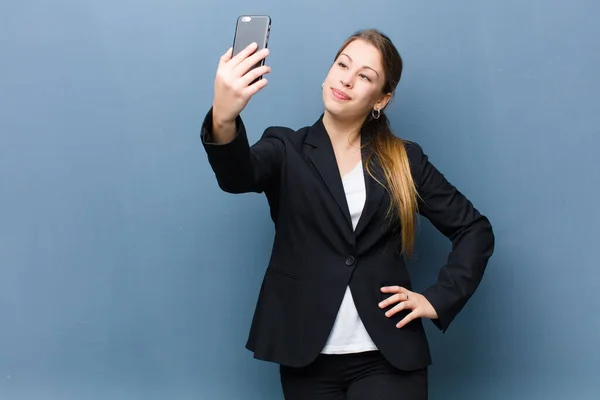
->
xmin=359 ymin=73 xmax=371 ymax=82
xmin=337 ymin=61 xmax=348 ymax=68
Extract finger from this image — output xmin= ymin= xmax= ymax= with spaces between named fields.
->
xmin=378 ymin=292 xmax=406 ymax=309
xmin=241 ymin=65 xmax=271 ymax=86
xmin=229 ymin=42 xmax=259 ymax=67
xmin=380 ymin=285 xmax=408 ymax=293
xmin=385 ymin=300 xmax=413 ymax=318
xmin=379 ymin=293 xmax=402 ymax=308
xmin=219 ymin=47 xmax=233 ymax=66
xmin=243 ymin=77 xmax=268 ymax=97
xmin=380 ymin=286 xmax=399 ymax=293
xmin=396 ymin=310 xmax=420 ymax=329
xmin=234 ymin=48 xmax=270 ymax=76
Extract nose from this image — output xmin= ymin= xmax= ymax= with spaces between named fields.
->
xmin=340 ymin=72 xmax=354 ymax=88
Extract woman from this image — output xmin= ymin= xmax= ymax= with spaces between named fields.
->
xmin=200 ymin=29 xmax=494 ymax=399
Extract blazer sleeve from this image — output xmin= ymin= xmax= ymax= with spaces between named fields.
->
xmin=200 ymin=108 xmax=285 ymax=194
xmin=406 ymin=141 xmax=495 ymax=333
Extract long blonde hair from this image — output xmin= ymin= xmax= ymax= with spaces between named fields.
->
xmin=335 ymin=29 xmax=419 ymax=257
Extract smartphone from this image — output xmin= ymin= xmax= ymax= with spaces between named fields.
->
xmin=232 ymin=15 xmax=271 ymax=84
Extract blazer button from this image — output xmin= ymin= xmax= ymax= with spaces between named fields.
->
xmin=345 ymin=256 xmax=356 ymax=266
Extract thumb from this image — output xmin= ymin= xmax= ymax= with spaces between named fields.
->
xmin=219 ymin=47 xmax=233 ymax=66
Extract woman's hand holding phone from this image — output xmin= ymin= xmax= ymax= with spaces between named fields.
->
xmin=210 ymin=43 xmax=271 ymax=143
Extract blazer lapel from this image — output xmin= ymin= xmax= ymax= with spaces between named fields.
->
xmin=304 ymin=116 xmax=353 ymax=232
xmin=304 ymin=115 xmax=388 ymax=240
xmin=354 ymin=135 xmax=386 ymax=237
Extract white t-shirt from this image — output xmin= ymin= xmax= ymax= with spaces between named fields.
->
xmin=321 ymin=161 xmax=378 ymax=354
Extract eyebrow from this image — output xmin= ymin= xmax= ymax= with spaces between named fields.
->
xmin=340 ymin=53 xmax=380 ymax=77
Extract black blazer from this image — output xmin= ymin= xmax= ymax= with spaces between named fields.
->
xmin=200 ymin=108 xmax=495 ymax=371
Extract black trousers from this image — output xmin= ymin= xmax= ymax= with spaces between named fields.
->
xmin=279 ymin=350 xmax=428 ymax=400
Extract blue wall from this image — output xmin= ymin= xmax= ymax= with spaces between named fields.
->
xmin=1 ymin=0 xmax=598 ymax=398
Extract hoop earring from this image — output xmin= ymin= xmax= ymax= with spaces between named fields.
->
xmin=372 ymin=108 xmax=381 ymax=120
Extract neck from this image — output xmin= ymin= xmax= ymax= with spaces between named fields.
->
xmin=322 ymin=111 xmax=364 ymax=149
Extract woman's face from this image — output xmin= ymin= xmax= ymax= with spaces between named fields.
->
xmin=322 ymin=39 xmax=391 ymax=122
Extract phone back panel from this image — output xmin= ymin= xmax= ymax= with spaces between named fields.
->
xmin=232 ymin=15 xmax=271 ymax=57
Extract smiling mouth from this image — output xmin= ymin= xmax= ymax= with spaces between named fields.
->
xmin=331 ymin=88 xmax=351 ymax=101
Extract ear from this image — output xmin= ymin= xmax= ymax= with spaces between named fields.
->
xmin=374 ymin=93 xmax=392 ymax=111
